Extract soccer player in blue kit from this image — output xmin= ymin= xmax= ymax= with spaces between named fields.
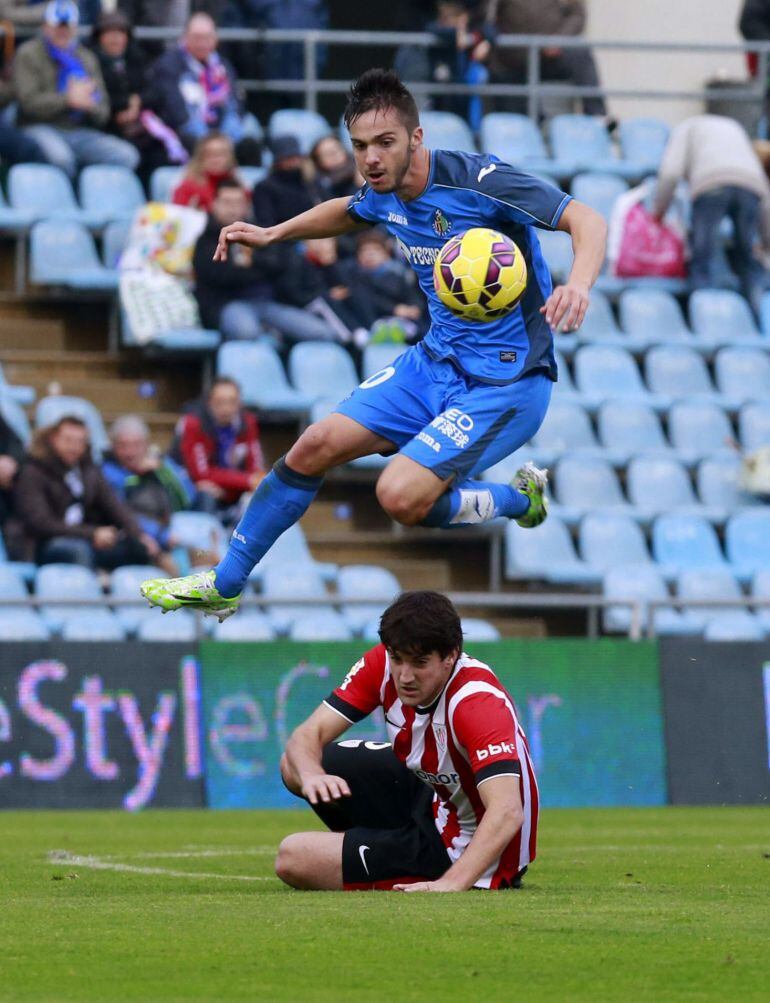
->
xmin=141 ymin=69 xmax=607 ymax=619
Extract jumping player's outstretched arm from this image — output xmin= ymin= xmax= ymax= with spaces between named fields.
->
xmin=542 ymin=199 xmax=607 ymax=332
xmin=282 ymin=704 xmax=353 ymax=806
xmin=214 ymin=196 xmax=366 ymax=260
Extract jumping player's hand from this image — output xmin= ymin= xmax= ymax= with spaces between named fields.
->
xmin=540 ymin=280 xmax=590 ymax=333
xmin=300 ymin=773 xmax=351 ymax=805
xmin=214 ymin=222 xmax=272 ymax=261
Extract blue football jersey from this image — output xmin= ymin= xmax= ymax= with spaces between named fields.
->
xmin=347 ymin=149 xmax=571 ymax=385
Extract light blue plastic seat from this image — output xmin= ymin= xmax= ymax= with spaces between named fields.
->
xmin=573 ymin=345 xmax=658 ymax=409
xmin=644 ymin=345 xmax=716 ymax=402
xmin=739 ymin=401 xmax=770 ymax=451
xmin=571 ymin=172 xmax=629 ymax=222
xmin=752 ymin=569 xmax=770 ymax=631
xmin=0 ymin=179 xmax=36 ymax=231
xmin=102 ymin=218 xmax=132 ymax=269
xmin=675 ymin=567 xmax=742 ymax=628
xmin=217 ymin=341 xmax=312 ymax=414
xmin=552 ymin=455 xmax=631 ymax=525
xmin=0 ymin=535 xmax=34 ymax=584
xmin=574 ymin=290 xmax=632 ymax=346
xmin=597 ymin=400 xmax=670 ymax=463
xmin=136 ymin=608 xmax=198 ymax=641
xmin=361 ymin=342 xmax=408 ymax=379
xmin=478 ymin=113 xmax=553 ymax=172
xmin=60 ymin=608 xmax=126 ymax=641
xmin=652 ymin=513 xmax=728 ymax=572
xmin=288 ymin=341 xmax=359 ymax=402
xmin=337 ymin=564 xmax=401 ymax=633
xmin=79 ymin=165 xmax=144 ymax=223
xmin=703 ymin=611 xmax=764 ymax=641
xmin=697 ymin=455 xmax=752 ymax=512
xmin=689 ymin=289 xmax=762 ymax=347
xmin=714 ymin=347 xmax=770 ymax=406
xmin=530 ymin=400 xmax=600 ymax=465
xmin=36 ymin=563 xmax=102 ymax=632
xmin=419 ymin=110 xmax=476 ymax=152
xmin=505 ymin=517 xmax=602 ymax=585
xmin=8 ymin=162 xmax=106 ymax=228
xmin=549 ymin=114 xmax=635 ymax=178
xmin=268 ymin=109 xmax=331 ymax=154
xmin=122 ymin=319 xmax=221 ymax=354
xmin=626 ymin=455 xmax=709 ymax=520
xmin=0 ymin=389 xmax=32 ymax=441
xmin=461 ymin=618 xmax=501 ymax=641
xmin=169 ymin=511 xmax=227 ymax=562
xmin=30 ymin=220 xmax=119 ymax=290
xmin=149 ymin=166 xmax=184 ymax=203
xmin=580 ymin=513 xmax=653 ymax=572
xmin=668 ymin=401 xmax=733 ymax=465
xmin=618 ymin=288 xmax=693 ymax=346
xmin=536 ymin=229 xmax=573 ymax=285
xmin=480 ymin=447 xmax=529 ymax=484
xmin=261 ymin=564 xmax=334 ymax=634
xmin=289 ymin=610 xmax=352 ymax=642
xmin=618 ymin=117 xmax=670 ymax=174
xmin=238 ymin=166 xmax=268 ymax=189
xmin=213 ymin=610 xmax=275 ymax=641
xmin=248 ymin=522 xmax=337 ymax=585
xmin=0 ymin=607 xmax=51 ymax=640
xmin=35 ymin=394 xmax=109 ymax=458
xmin=111 ymin=564 xmax=167 ymax=632
xmin=0 ymin=564 xmax=28 ymax=598
xmin=603 ymin=563 xmax=698 ymax=635
xmin=725 ymin=510 xmax=770 ymax=579
xmin=550 ymin=348 xmax=587 ymax=405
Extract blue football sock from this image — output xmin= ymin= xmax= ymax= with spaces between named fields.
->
xmin=421 ymin=479 xmax=530 ymax=528
xmin=213 ymin=457 xmax=323 ymax=597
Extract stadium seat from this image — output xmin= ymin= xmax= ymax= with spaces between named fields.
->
xmin=552 ymin=455 xmax=631 ymax=525
xmin=618 ymin=288 xmax=694 ymax=346
xmin=675 ymin=567 xmax=742 ymax=628
xmin=626 ymin=456 xmax=714 ymax=521
xmin=0 ymin=366 xmax=34 ymax=407
xmin=212 ymin=610 xmax=276 ymax=641
xmin=461 ymin=618 xmax=501 ymax=641
xmin=738 ymin=401 xmax=770 ymax=452
xmin=419 ymin=110 xmax=476 ymax=153
xmin=697 ymin=454 xmax=752 ymax=513
xmin=579 ymin=513 xmax=654 ymax=574
xmin=121 ymin=319 xmax=221 ymax=354
xmin=79 ymin=165 xmax=145 ymax=223
xmin=260 ymin=564 xmax=335 ymax=634
xmin=0 ymin=392 xmax=30 ymax=445
xmin=618 ymin=117 xmax=670 ymax=174
xmin=644 ymin=345 xmax=716 ymax=402
xmin=60 ymin=609 xmax=126 ymax=641
xmin=668 ymin=401 xmax=734 ymax=465
xmin=149 ymin=166 xmax=184 ymax=203
xmin=0 ymin=181 xmax=36 ymax=232
xmin=217 ymin=341 xmax=312 ymax=414
xmin=239 ymin=166 xmax=268 ymax=189
xmin=597 ymin=401 xmax=671 ymax=463
xmin=35 ymin=563 xmax=102 ymax=633
xmin=102 ymin=218 xmax=132 ymax=269
xmin=548 ymin=115 xmax=636 ymax=178
xmin=288 ymin=342 xmax=360 ymax=403
xmin=8 ymin=163 xmax=106 ymax=228
xmin=725 ymin=510 xmax=770 ymax=579
xmin=480 ymin=447 xmax=529 ymax=485
xmin=361 ymin=342 xmax=408 ymax=379
xmin=549 ymin=348 xmax=586 ymax=405
xmin=752 ymin=569 xmax=770 ymax=631
xmin=136 ymin=609 xmax=198 ymax=641
xmin=505 ymin=517 xmax=602 ymax=585
xmin=574 ymin=290 xmax=633 ymax=347
xmin=602 ymin=564 xmax=697 ymax=635
xmin=652 ymin=513 xmax=728 ymax=572
xmin=35 ymin=395 xmax=109 ymax=458
xmin=248 ymin=522 xmax=337 ymax=586
xmin=689 ymin=289 xmax=762 ymax=347
xmin=337 ymin=564 xmax=401 ymax=634
xmin=29 ymin=221 xmax=119 ymax=290
xmin=169 ymin=511 xmax=227 ymax=564
xmin=268 ymin=109 xmax=331 ymax=154
xmin=289 ymin=610 xmax=352 ymax=641
xmin=0 ymin=608 xmax=51 ymax=640
xmin=0 ymin=564 xmax=28 ymax=600
xmin=570 ymin=173 xmax=629 ymax=222
xmin=530 ymin=400 xmax=601 ymax=465
xmin=703 ymin=611 xmax=764 ymax=641
xmin=0 ymin=534 xmax=34 ymax=585
xmin=573 ymin=345 xmax=660 ymax=409
xmin=714 ymin=347 xmax=770 ymax=407
xmin=536 ymin=229 xmax=573 ymax=285
xmin=478 ymin=113 xmax=555 ymax=173
xmin=111 ymin=564 xmax=167 ymax=633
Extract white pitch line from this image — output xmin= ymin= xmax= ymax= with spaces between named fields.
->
xmin=111 ymin=848 xmax=276 ymax=860
xmin=47 ymin=850 xmax=275 ymax=882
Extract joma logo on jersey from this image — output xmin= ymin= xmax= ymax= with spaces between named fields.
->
xmin=388 ymin=211 xmax=408 ymax=225
xmin=416 ymin=769 xmax=459 ymax=786
xmin=476 ymin=741 xmax=516 ymax=761
xmin=432 ymin=209 xmax=452 ymax=237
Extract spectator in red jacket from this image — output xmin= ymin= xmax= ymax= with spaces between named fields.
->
xmin=177 ymin=377 xmax=265 ymax=510
xmin=173 ymin=132 xmax=245 ymax=212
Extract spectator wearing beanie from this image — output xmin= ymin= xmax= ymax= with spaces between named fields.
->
xmin=252 ymin=135 xmax=321 ymax=227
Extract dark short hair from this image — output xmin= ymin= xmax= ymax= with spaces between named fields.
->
xmin=343 ymin=68 xmax=419 ymax=134
xmin=213 ymin=177 xmax=245 ymax=196
xmin=378 ymin=591 xmax=463 ymax=659
xmin=207 ymin=375 xmax=240 ymax=397
xmin=50 ymin=415 xmax=88 ymax=434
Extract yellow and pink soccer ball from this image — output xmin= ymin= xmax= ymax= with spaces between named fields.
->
xmin=433 ymin=227 xmax=527 ymax=323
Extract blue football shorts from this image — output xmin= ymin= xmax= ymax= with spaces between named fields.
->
xmin=334 ymin=343 xmax=553 ymax=481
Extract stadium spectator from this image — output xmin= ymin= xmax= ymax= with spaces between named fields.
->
xmin=173 ymin=132 xmax=243 ymax=212
xmin=310 ymin=134 xmax=361 ymax=200
xmin=0 ymin=412 xmax=24 ymax=547
xmin=276 ymin=591 xmax=537 ymax=892
xmin=175 ymin=377 xmax=266 ymax=510
xmin=252 ymin=135 xmax=321 ymax=227
xmin=194 ymin=178 xmax=341 ymax=344
xmin=13 ymin=0 xmax=140 ymax=178
xmin=652 ymin=114 xmax=770 ymax=316
xmin=14 ymin=415 xmax=155 ymax=569
xmin=487 ymin=0 xmax=607 ymax=117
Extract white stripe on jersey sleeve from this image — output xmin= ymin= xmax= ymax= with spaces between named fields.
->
xmin=446 ymin=680 xmax=518 ymax=751
xmin=322 ymin=699 xmax=357 ymax=724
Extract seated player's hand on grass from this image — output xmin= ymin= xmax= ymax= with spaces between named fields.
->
xmin=540 ymin=280 xmax=590 ymax=333
xmin=393 ymin=877 xmax=467 ymax=893
xmin=300 ymin=773 xmax=352 ymax=805
xmin=214 ymin=222 xmax=272 ymax=261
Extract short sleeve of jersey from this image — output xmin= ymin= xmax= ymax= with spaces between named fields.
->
xmin=324 ymin=645 xmax=385 ymax=723
xmin=473 ymin=159 xmax=571 ymax=231
xmin=452 ymin=690 xmax=521 ymax=785
xmin=346 ymin=185 xmax=378 ymax=225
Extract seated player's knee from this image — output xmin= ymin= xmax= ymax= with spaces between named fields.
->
xmin=376 ymin=473 xmax=432 ymax=527
xmin=274 ymin=834 xmax=311 ymax=889
xmin=279 ymin=753 xmax=302 ymax=796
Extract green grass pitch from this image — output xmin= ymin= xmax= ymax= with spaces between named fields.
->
xmin=1 ymin=807 xmax=767 ymax=1002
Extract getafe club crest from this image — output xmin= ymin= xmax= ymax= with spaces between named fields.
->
xmin=432 ymin=209 xmax=452 ymax=238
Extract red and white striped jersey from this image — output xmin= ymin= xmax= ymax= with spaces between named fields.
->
xmin=325 ymin=644 xmax=538 ymax=889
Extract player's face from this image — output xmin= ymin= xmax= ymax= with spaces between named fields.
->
xmin=388 ymin=648 xmax=457 ymax=707
xmin=348 ymin=107 xmax=421 ymax=194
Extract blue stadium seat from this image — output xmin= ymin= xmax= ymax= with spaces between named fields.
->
xmin=35 ymin=563 xmax=102 ymax=632
xmin=530 ymin=400 xmax=601 ymax=465
xmin=239 ymin=166 xmax=268 ymax=189
xmin=169 ymin=511 xmax=227 ymax=564
xmin=0 ymin=392 xmax=30 ymax=445
xmin=419 ymin=110 xmax=476 ymax=152
xmin=149 ymin=166 xmax=184 ymax=203
xmin=675 ymin=567 xmax=743 ymax=629
xmin=579 ymin=513 xmax=654 ymax=573
xmin=480 ymin=447 xmax=529 ymax=484
xmin=136 ymin=609 xmax=198 ymax=641
xmin=714 ymin=347 xmax=770 ymax=406
xmin=738 ymin=401 xmax=770 ymax=452
xmin=361 ymin=342 xmax=408 ymax=379
xmin=652 ymin=513 xmax=728 ymax=572
xmin=111 ymin=564 xmax=167 ymax=633
xmin=505 ymin=517 xmax=602 ymax=585
xmin=0 ymin=180 xmax=36 ymax=231
xmin=289 ymin=610 xmax=352 ymax=642
xmin=268 ymin=109 xmax=331 ymax=154
xmin=536 ymin=229 xmax=573 ymax=285
xmin=725 ymin=510 xmax=770 ymax=579
xmin=337 ymin=564 xmax=401 ymax=634
xmin=60 ymin=609 xmax=126 ymax=641
xmin=217 ymin=341 xmax=312 ymax=414
xmin=102 ymin=218 xmax=132 ymax=269
xmin=574 ymin=290 xmax=633 ymax=347
xmin=573 ymin=345 xmax=659 ymax=409
xmin=461 ymin=618 xmax=501 ymax=641
xmin=213 ymin=610 xmax=276 ymax=641
xmin=602 ymin=564 xmax=696 ymax=635
xmin=79 ymin=165 xmax=145 ymax=223
xmin=618 ymin=117 xmax=670 ymax=174
xmin=752 ymin=569 xmax=770 ymax=631
xmin=0 ymin=535 xmax=34 ymax=585
xmin=0 ymin=564 xmax=28 ymax=599
xmin=0 ymin=608 xmax=51 ymax=640
xmin=35 ymin=394 xmax=109 ymax=458
xmin=689 ymin=289 xmax=762 ymax=347
xmin=570 ymin=172 xmax=629 ymax=222
xmin=697 ymin=455 xmax=752 ymax=512
xmin=121 ymin=318 xmax=221 ymax=354
xmin=288 ymin=342 xmax=359 ymax=403
xmin=618 ymin=288 xmax=694 ymax=346
xmin=8 ymin=163 xmax=106 ymax=228
xmin=644 ymin=345 xmax=716 ymax=402
xmin=260 ymin=564 xmax=334 ymax=634
xmin=548 ymin=115 xmax=636 ymax=178
xmin=596 ymin=400 xmax=671 ymax=464
xmin=248 ymin=522 xmax=337 ymax=586
xmin=668 ymin=401 xmax=733 ymax=465
xmin=703 ymin=611 xmax=764 ymax=641
xmin=552 ymin=455 xmax=632 ymax=525
xmin=478 ymin=113 xmax=553 ymax=172
xmin=30 ymin=221 xmax=119 ymax=290
xmin=626 ymin=455 xmax=713 ymax=521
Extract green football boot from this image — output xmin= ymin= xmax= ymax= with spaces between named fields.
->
xmin=513 ymin=462 xmax=549 ymax=529
xmin=140 ymin=569 xmax=240 ymax=622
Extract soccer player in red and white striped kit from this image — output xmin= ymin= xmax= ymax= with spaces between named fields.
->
xmin=276 ymin=591 xmax=538 ymax=892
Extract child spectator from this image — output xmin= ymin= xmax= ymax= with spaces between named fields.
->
xmin=173 ymin=132 xmax=243 ymax=212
